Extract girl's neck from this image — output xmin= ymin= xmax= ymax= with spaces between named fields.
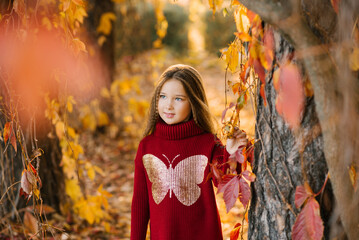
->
xmin=153 ymin=118 xmax=203 ymax=140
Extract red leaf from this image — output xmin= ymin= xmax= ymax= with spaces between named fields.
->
xmin=218 ymin=175 xmax=240 ymax=212
xmin=247 ymin=10 xmax=257 ymax=23
xmin=277 ymin=63 xmax=304 ymax=129
xmin=3 ymin=121 xmax=17 ymax=152
xmin=242 ymin=170 xmax=256 ymax=182
xmin=221 ymin=102 xmax=236 ymax=122
xmin=330 ymin=0 xmax=341 ymax=14
xmin=23 ymin=211 xmax=39 ymax=235
xmin=239 ymin=177 xmax=251 ymax=208
xmin=210 ymin=160 xmax=224 ymax=184
xmin=230 ymin=223 xmax=241 ymax=240
xmin=260 ymin=84 xmax=267 ymax=106
xmin=263 ymin=27 xmax=275 ymax=70
xmin=253 ymin=59 xmax=265 ymax=84
xmin=292 ymin=198 xmax=324 ymax=240
xmin=240 ymin=61 xmax=250 ymax=84
xmin=295 ymin=185 xmax=310 ymax=209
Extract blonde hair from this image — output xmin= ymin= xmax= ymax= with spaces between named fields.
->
xmin=144 ymin=64 xmax=215 ymax=136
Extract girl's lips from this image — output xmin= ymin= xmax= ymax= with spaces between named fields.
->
xmin=164 ymin=113 xmax=175 ymax=118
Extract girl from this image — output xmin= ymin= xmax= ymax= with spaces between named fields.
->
xmin=131 ymin=64 xmax=247 ymax=240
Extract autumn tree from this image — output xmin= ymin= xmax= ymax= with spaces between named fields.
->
xmin=231 ymin=0 xmax=359 ymax=239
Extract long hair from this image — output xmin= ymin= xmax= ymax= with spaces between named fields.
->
xmin=143 ymin=64 xmax=215 ymax=136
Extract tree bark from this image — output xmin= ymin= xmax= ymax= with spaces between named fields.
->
xmin=248 ymin=34 xmax=334 ymax=239
xmin=240 ymin=0 xmax=359 ymax=238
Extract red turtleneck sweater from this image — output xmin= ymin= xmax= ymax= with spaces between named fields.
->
xmin=131 ymin=119 xmax=229 ymax=240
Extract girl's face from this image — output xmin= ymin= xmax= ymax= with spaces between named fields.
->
xmin=158 ymin=79 xmax=192 ymax=125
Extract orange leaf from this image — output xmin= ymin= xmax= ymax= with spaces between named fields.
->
xmin=263 ymin=27 xmax=274 ymax=70
xmin=72 ymin=0 xmax=85 ymax=6
xmin=230 ymin=223 xmax=241 ymax=240
xmin=330 ymin=0 xmax=341 ymax=14
xmin=3 ymin=121 xmax=17 ymax=152
xmin=235 ymin=32 xmax=252 ymax=42
xmin=273 ymin=68 xmax=280 ymax=91
xmin=292 ymin=198 xmax=324 ymax=240
xmin=260 ymin=84 xmax=267 ymax=106
xmin=24 ymin=212 xmax=39 ymax=234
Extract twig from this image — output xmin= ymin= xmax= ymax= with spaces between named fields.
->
xmin=0 ymin=181 xmax=20 ymax=204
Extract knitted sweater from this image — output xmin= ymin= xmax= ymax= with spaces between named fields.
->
xmin=131 ymin=119 xmax=229 ymax=240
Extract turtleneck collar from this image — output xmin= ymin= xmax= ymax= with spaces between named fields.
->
xmin=153 ymin=119 xmax=204 ymax=140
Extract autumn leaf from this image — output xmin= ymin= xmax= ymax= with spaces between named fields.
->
xmin=97 ymin=12 xmax=116 ymax=35
xmin=242 ymin=170 xmax=256 ymax=182
xmin=234 ymin=32 xmax=252 ymax=42
xmin=295 ymin=185 xmax=310 ymax=209
xmin=72 ymin=0 xmax=85 ymax=6
xmin=210 ymin=160 xmax=224 ymax=183
xmin=292 ymin=197 xmax=324 ymax=240
xmin=263 ymin=27 xmax=275 ymax=70
xmin=23 ymin=211 xmax=38 ymax=235
xmin=239 ymin=177 xmax=251 ymax=208
xmin=3 ymin=121 xmax=17 ymax=152
xmin=276 ymin=63 xmax=304 ymax=129
xmin=230 ymin=223 xmax=241 ymax=240
xmin=349 ymin=47 xmax=359 ymax=71
xmin=208 ymin=0 xmax=224 ymax=14
xmin=253 ymin=58 xmax=265 ymax=84
xmin=218 ymin=174 xmax=240 ymax=212
xmin=72 ymin=38 xmax=87 ymax=55
xmin=21 ymin=170 xmax=33 ymax=196
xmin=260 ymin=84 xmax=267 ymax=106
xmin=234 ymin=8 xmax=250 ymax=34
xmin=330 ymin=0 xmax=341 ymax=14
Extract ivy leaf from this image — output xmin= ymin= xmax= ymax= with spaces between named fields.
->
xmin=239 ymin=177 xmax=251 ymax=208
xmin=242 ymin=170 xmax=256 ymax=182
xmin=218 ymin=174 xmax=240 ymax=212
xmin=253 ymin=58 xmax=265 ymax=84
xmin=230 ymin=223 xmax=241 ymax=240
xmin=276 ymin=63 xmax=304 ymax=129
xmin=295 ymin=185 xmax=310 ymax=208
xmin=263 ymin=27 xmax=275 ymax=70
xmin=292 ymin=197 xmax=324 ymax=240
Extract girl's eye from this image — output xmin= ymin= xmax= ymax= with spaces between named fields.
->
xmin=159 ymin=95 xmax=166 ymax=99
xmin=175 ymin=97 xmax=183 ymax=101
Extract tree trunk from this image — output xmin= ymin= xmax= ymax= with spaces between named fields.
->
xmin=248 ymin=34 xmax=335 ymax=239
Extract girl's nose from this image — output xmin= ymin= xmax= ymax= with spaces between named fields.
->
xmin=166 ymin=100 xmax=174 ymax=110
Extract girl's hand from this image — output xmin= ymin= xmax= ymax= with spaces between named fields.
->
xmin=226 ymin=128 xmax=248 ymax=154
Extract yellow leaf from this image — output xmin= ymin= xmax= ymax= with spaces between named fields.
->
xmin=42 ymin=17 xmax=52 ymax=30
xmin=72 ymin=0 xmax=85 ymax=6
xmin=74 ymin=6 xmax=87 ymax=23
xmin=234 ymin=8 xmax=250 ymax=34
xmin=350 ymin=47 xmax=359 ymax=71
xmin=65 ymin=178 xmax=83 ymax=201
xmin=100 ymin=87 xmax=111 ymax=98
xmin=103 ymin=221 xmax=111 ymax=232
xmin=61 ymin=155 xmax=77 ymax=179
xmin=97 ymin=12 xmax=116 ymax=35
xmin=55 ymin=121 xmax=65 ymax=139
xmin=93 ymin=165 xmax=105 ymax=177
xmin=97 ymin=111 xmax=109 ymax=126
xmin=85 ymin=162 xmax=96 ymax=180
xmin=66 ymin=96 xmax=76 ymax=113
xmin=349 ymin=165 xmax=357 ymax=189
xmin=208 ymin=0 xmax=224 ymax=14
xmin=61 ymin=0 xmax=71 ymax=11
xmin=67 ymin=126 xmax=77 ymax=139
xmin=98 ymin=35 xmax=107 ymax=46
xmin=81 ymin=113 xmax=96 ymax=131
xmin=72 ymin=38 xmax=87 ymax=55
xmin=225 ymin=41 xmax=240 ymax=73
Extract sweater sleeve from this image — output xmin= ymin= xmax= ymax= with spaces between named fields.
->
xmin=131 ymin=141 xmax=149 ymax=240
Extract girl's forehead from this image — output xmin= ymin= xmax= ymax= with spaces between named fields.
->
xmin=160 ymin=79 xmax=186 ymax=92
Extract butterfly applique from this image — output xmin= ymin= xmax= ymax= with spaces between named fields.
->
xmin=143 ymin=154 xmax=208 ymax=206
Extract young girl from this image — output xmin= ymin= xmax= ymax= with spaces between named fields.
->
xmin=131 ymin=64 xmax=247 ymax=240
